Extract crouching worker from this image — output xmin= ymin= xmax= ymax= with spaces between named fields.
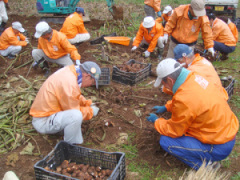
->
xmin=131 ymin=16 xmax=164 ymax=59
xmin=29 ymin=61 xmax=101 ymax=144
xmin=146 ymin=58 xmax=239 ymax=170
xmin=0 ymin=22 xmax=28 ymax=59
xmin=60 ymin=7 xmax=90 ymax=45
xmin=32 ymin=21 xmax=81 ymax=76
xmin=208 ymin=13 xmax=236 ymax=60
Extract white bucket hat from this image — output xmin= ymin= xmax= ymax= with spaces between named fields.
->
xmin=12 ymin=22 xmax=25 ymax=33
xmin=142 ymin=16 xmax=155 ymax=28
xmin=34 ymin=21 xmax=50 ymax=38
xmin=163 ymin=5 xmax=172 ymax=14
xmin=191 ymin=0 xmax=206 ymax=17
xmin=154 ymin=58 xmax=182 ymax=87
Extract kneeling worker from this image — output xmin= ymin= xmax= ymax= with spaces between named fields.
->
xmin=32 ymin=21 xmax=82 ymax=76
xmin=60 ymin=7 xmax=90 ymax=45
xmin=30 ymin=61 xmax=101 ymax=145
xmin=0 ymin=21 xmax=28 ymax=59
xmin=147 ymin=58 xmax=239 ymax=170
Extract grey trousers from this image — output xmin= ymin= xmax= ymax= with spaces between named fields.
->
xmin=32 ymin=49 xmax=74 ymax=67
xmin=32 ymin=109 xmax=83 ymax=144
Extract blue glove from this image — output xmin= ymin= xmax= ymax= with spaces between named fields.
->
xmin=146 ymin=113 xmax=158 ymax=123
xmin=157 ymin=11 xmax=162 ymax=17
xmin=152 ymin=106 xmax=167 ymax=114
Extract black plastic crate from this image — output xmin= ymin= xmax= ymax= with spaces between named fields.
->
xmin=221 ymin=77 xmax=235 ymax=101
xmin=34 ymin=141 xmax=125 ymax=180
xmin=112 ymin=59 xmax=151 ymax=85
xmin=99 ymin=68 xmax=111 ymax=86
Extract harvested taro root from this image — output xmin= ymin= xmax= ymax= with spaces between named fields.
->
xmin=44 ymin=160 xmax=113 ymax=180
xmin=117 ymin=62 xmax=146 ymax=73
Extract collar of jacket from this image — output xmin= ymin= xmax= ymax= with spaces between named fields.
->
xmin=184 ymin=5 xmax=199 ymax=20
xmin=172 ymin=68 xmax=190 ymax=94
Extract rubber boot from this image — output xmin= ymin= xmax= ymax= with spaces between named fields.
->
xmin=0 ymin=22 xmax=6 ymax=32
xmin=220 ymin=53 xmax=228 ymax=61
xmin=32 ymin=57 xmax=45 ymax=68
xmin=42 ymin=61 xmax=51 ymax=77
xmin=158 ymin=48 xmax=164 ymax=60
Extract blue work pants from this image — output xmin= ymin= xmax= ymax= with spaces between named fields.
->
xmin=214 ymin=41 xmax=235 ymax=54
xmin=160 ymin=135 xmax=236 ymax=170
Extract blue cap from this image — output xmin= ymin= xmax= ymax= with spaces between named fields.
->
xmin=75 ymin=7 xmax=85 ymax=16
xmin=174 ymin=44 xmax=193 ymax=60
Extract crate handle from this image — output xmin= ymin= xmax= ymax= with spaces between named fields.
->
xmin=42 ymin=149 xmax=55 ymax=161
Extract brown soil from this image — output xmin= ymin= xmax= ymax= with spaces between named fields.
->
xmin=0 ymin=14 xmax=239 ymax=180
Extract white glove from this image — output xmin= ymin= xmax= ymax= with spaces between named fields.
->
xmin=208 ymin=48 xmax=215 ymax=57
xmin=144 ymin=50 xmax=150 ymax=58
xmin=91 ymin=105 xmax=99 ymax=116
xmin=131 ymin=46 xmax=137 ymax=52
xmin=163 ymin=33 xmax=168 ymax=44
xmin=76 ymin=60 xmax=81 ymax=66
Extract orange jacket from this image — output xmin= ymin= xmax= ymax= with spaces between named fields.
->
xmin=133 ymin=21 xmax=163 ymax=52
xmin=165 ymin=54 xmax=228 ymax=112
xmin=212 ymin=18 xmax=236 ymax=46
xmin=144 ymin=0 xmax=161 ymax=12
xmin=0 ymin=27 xmax=27 ymax=50
xmin=60 ymin=12 xmax=88 ymax=39
xmin=228 ymin=22 xmax=238 ymax=43
xmin=4 ymin=0 xmax=8 ymax=3
xmin=37 ymin=29 xmax=81 ymax=61
xmin=164 ymin=5 xmax=213 ymax=49
xmin=155 ymin=72 xmax=239 ymax=144
xmin=30 ymin=65 xmax=93 ymax=120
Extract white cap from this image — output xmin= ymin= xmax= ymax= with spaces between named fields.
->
xmin=3 ymin=171 xmax=19 ymax=180
xmin=12 ymin=22 xmax=25 ymax=33
xmin=163 ymin=6 xmax=172 ymax=14
xmin=154 ymin=58 xmax=182 ymax=87
xmin=34 ymin=21 xmax=50 ymax=38
xmin=142 ymin=16 xmax=155 ymax=28
xmin=191 ymin=0 xmax=206 ymax=17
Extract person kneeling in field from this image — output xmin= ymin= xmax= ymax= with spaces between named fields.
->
xmin=146 ymin=58 xmax=239 ymax=170
xmin=131 ymin=16 xmax=164 ymax=59
xmin=0 ymin=22 xmax=28 ymax=59
xmin=32 ymin=21 xmax=82 ymax=76
xmin=29 ymin=61 xmax=101 ymax=145
xmin=60 ymin=7 xmax=90 ymax=45
xmin=207 ymin=13 xmax=237 ymax=60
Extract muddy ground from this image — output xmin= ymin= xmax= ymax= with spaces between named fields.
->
xmin=0 ymin=13 xmax=239 ymax=180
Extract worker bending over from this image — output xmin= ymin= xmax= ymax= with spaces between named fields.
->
xmin=146 ymin=58 xmax=238 ymax=170
xmin=131 ymin=16 xmax=164 ymax=59
xmin=208 ymin=14 xmax=237 ymax=60
xmin=162 ymin=0 xmax=214 ymax=58
xmin=30 ymin=61 xmax=101 ymax=145
xmin=32 ymin=21 xmax=81 ymax=76
xmin=0 ymin=21 xmax=28 ymax=59
xmin=60 ymin=7 xmax=90 ymax=45
xmin=156 ymin=44 xmax=228 ymax=116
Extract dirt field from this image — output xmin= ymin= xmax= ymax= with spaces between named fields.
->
xmin=0 ymin=5 xmax=240 ymax=180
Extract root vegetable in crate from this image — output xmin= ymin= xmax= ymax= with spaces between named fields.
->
xmin=112 ymin=59 xmax=151 ymax=85
xmin=35 ymin=141 xmax=125 ymax=180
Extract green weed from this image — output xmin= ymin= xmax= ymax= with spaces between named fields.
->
xmin=231 ymin=172 xmax=240 ymax=180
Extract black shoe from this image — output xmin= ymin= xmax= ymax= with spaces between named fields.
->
xmin=220 ymin=53 xmax=228 ymax=60
xmin=7 ymin=54 xmax=16 ymax=59
xmin=32 ymin=58 xmax=45 ymax=68
xmin=44 ymin=69 xmax=51 ymax=77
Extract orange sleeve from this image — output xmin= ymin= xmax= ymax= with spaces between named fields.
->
xmin=147 ymin=23 xmax=163 ymax=52
xmin=7 ymin=35 xmax=27 ymax=46
xmin=156 ymin=17 xmax=163 ymax=24
xmin=165 ymin=100 xmax=172 ymax=112
xmin=200 ymin=16 xmax=214 ymax=49
xmin=132 ymin=24 xmax=144 ymax=47
xmin=164 ymin=9 xmax=177 ymax=35
xmin=153 ymin=0 xmax=161 ymax=12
